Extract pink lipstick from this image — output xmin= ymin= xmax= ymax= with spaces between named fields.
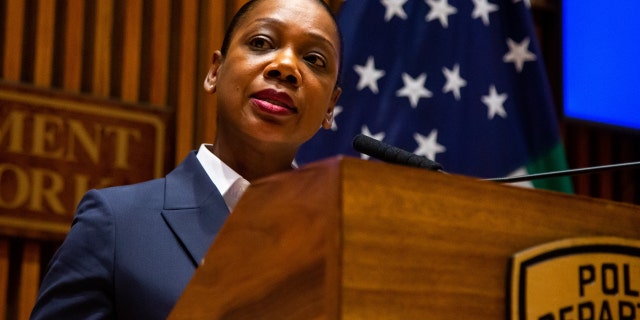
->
xmin=251 ymin=89 xmax=297 ymax=115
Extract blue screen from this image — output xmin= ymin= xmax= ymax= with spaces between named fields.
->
xmin=563 ymin=2 xmax=640 ymax=130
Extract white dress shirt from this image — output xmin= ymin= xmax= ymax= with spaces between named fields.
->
xmin=195 ymin=144 xmax=249 ymax=210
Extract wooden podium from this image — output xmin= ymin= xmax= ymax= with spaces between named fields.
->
xmin=169 ymin=157 xmax=640 ymax=319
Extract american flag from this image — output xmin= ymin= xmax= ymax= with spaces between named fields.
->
xmin=296 ymin=0 xmax=571 ymax=191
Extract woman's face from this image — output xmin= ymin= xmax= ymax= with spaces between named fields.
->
xmin=206 ymin=0 xmax=341 ymax=149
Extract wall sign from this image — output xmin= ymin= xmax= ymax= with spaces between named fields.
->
xmin=0 ymin=82 xmax=173 ymax=239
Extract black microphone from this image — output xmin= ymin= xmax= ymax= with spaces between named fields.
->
xmin=352 ymin=134 xmax=444 ymax=172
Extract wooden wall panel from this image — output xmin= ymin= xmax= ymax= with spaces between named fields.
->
xmin=566 ymin=122 xmax=640 ymax=204
xmin=175 ymin=0 xmax=200 ymax=163
xmin=34 ymin=0 xmax=56 ymax=87
xmin=0 ymin=239 xmax=8 ymax=320
xmin=597 ymin=132 xmax=613 ymax=199
xmin=121 ymin=0 xmax=143 ymax=102
xmin=148 ymin=0 xmax=171 ymax=105
xmin=16 ymin=241 xmax=39 ymax=319
xmin=62 ymin=0 xmax=85 ymax=91
xmin=620 ymin=138 xmax=636 ymax=203
xmin=92 ymin=0 xmax=114 ymax=97
xmin=2 ymin=0 xmax=24 ymax=81
xmin=196 ymin=1 xmax=225 ymax=152
xmin=571 ymin=126 xmax=591 ymax=196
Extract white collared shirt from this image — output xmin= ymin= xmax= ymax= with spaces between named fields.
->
xmin=195 ymin=144 xmax=248 ymax=209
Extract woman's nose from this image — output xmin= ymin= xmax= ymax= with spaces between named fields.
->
xmin=264 ymin=48 xmax=301 ymax=87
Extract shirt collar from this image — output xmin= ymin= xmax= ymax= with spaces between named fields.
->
xmin=195 ymin=144 xmax=244 ymax=197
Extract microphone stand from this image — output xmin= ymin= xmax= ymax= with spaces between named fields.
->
xmin=350 ymin=134 xmax=640 ymax=184
xmin=485 ymin=161 xmax=640 ymax=183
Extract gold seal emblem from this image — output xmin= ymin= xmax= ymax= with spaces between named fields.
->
xmin=509 ymin=237 xmax=640 ymax=320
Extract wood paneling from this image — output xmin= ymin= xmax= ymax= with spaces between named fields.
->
xmin=62 ymin=0 xmax=85 ymax=91
xmin=3 ymin=0 xmax=25 ymax=81
xmin=0 ymin=239 xmax=8 ymax=320
xmin=175 ymin=0 xmax=199 ymax=163
xmin=16 ymin=241 xmax=39 ymax=320
xmin=92 ymin=0 xmax=114 ymax=97
xmin=196 ymin=1 xmax=225 ymax=154
xmin=565 ymin=122 xmax=640 ymax=204
xmin=121 ymin=0 xmax=143 ymax=101
xmin=148 ymin=0 xmax=171 ymax=105
xmin=34 ymin=0 xmax=56 ymax=87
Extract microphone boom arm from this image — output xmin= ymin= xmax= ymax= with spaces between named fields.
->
xmin=485 ymin=161 xmax=640 ymax=183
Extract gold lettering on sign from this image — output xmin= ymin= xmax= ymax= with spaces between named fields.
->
xmin=32 ymin=113 xmax=65 ymax=159
xmin=104 ymin=126 xmax=142 ymax=169
xmin=0 ymin=163 xmax=117 ymax=215
xmin=0 ymin=109 xmax=142 ymax=168
xmin=66 ymin=119 xmax=102 ymax=164
xmin=29 ymin=168 xmax=65 ymax=214
xmin=0 ymin=110 xmax=26 ymax=152
xmin=0 ymin=165 xmax=66 ymax=214
xmin=0 ymin=84 xmax=170 ymax=239
xmin=0 ymin=163 xmax=29 ymax=208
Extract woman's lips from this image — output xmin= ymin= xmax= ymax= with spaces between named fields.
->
xmin=251 ymin=89 xmax=297 ymax=115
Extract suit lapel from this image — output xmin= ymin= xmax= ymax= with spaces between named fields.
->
xmin=160 ymin=152 xmax=230 ymax=266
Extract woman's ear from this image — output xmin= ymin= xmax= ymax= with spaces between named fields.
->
xmin=322 ymin=87 xmax=342 ymax=130
xmin=204 ymin=51 xmax=223 ymax=93
xmin=331 ymin=87 xmax=342 ymax=106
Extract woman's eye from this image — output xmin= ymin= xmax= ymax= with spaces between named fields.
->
xmin=305 ymin=54 xmax=326 ymax=68
xmin=249 ymin=37 xmax=272 ymax=50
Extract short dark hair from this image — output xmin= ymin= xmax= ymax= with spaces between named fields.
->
xmin=220 ymin=0 xmax=343 ymax=87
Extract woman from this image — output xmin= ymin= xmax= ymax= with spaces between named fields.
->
xmin=30 ymin=0 xmax=342 ymax=318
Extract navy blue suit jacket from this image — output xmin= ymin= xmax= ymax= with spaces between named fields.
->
xmin=31 ymin=152 xmax=230 ymax=319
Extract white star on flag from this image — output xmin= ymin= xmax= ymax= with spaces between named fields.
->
xmin=360 ymin=125 xmax=386 ymax=160
xmin=425 ymin=0 xmax=457 ymax=29
xmin=414 ymin=129 xmax=446 ymax=160
xmin=396 ymin=72 xmax=432 ymax=108
xmin=481 ymin=85 xmax=508 ymax=120
xmin=471 ymin=0 xmax=499 ymax=26
xmin=354 ymin=56 xmax=386 ymax=94
xmin=381 ymin=0 xmax=408 ymax=21
xmin=442 ymin=64 xmax=467 ymax=101
xmin=503 ymin=37 xmax=536 ymax=73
